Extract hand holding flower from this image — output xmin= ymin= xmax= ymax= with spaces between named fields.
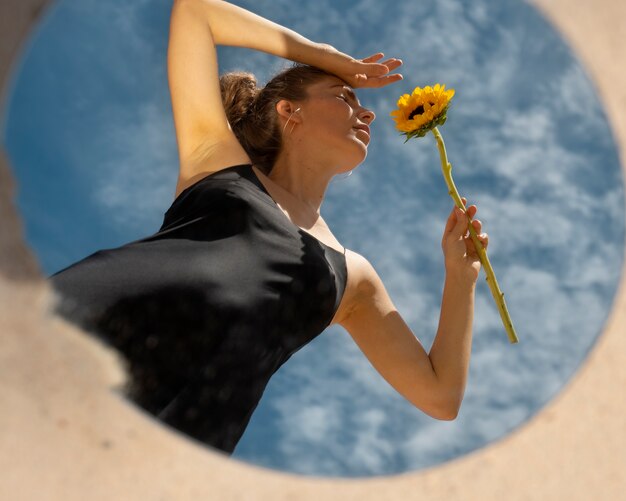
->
xmin=442 ymin=197 xmax=489 ymax=284
xmin=391 ymin=84 xmax=518 ymax=344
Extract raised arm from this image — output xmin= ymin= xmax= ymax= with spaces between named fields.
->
xmin=167 ymin=0 xmax=402 ymax=179
xmin=339 ymin=200 xmax=487 ymax=420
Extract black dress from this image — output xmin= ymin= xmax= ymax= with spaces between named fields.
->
xmin=48 ymin=163 xmax=348 ymax=455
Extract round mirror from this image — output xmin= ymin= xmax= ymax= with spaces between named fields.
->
xmin=3 ymin=0 xmax=623 ymax=477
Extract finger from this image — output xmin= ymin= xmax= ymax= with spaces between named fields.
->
xmin=468 ymin=232 xmax=488 ymax=251
xmin=362 ymin=63 xmax=390 ymax=76
xmin=359 ymin=73 xmax=404 ymax=88
xmin=468 ymin=233 xmax=488 ymax=254
xmin=472 ymin=218 xmax=482 ymax=233
xmin=380 ymin=58 xmax=403 ymax=71
xmin=360 ymin=52 xmax=385 ymax=63
xmin=451 ymin=205 xmax=469 ymax=239
xmin=444 ymin=204 xmax=460 ymax=234
xmin=356 ymin=55 xmax=389 ymax=76
xmin=378 ymin=73 xmax=404 ymax=85
xmin=480 ymin=233 xmax=489 ymax=247
xmin=459 ymin=197 xmax=469 ymax=212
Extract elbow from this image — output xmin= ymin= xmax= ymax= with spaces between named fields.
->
xmin=431 ymin=397 xmax=461 ymax=421
xmin=414 ymin=381 xmax=463 ymax=420
xmin=437 ymin=404 xmax=460 ymax=421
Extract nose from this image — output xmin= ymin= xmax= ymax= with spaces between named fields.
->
xmin=358 ymin=107 xmax=375 ymax=124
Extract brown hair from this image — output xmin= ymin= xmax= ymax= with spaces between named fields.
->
xmin=219 ymin=63 xmax=335 ymax=174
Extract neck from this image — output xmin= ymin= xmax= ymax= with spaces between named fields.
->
xmin=267 ymin=146 xmax=337 ymax=217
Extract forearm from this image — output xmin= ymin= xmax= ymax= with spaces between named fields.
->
xmin=184 ymin=0 xmax=322 ymax=66
xmin=428 ymin=273 xmax=476 ymax=415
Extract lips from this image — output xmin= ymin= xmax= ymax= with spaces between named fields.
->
xmin=353 ymin=124 xmax=371 ymax=137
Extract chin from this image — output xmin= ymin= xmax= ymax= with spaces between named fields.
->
xmin=353 ymin=142 xmax=368 ymax=163
xmin=337 ymin=154 xmax=364 ymax=173
xmin=330 ymin=137 xmax=368 ymax=170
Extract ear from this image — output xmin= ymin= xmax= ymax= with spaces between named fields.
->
xmin=275 ymin=99 xmax=302 ymax=123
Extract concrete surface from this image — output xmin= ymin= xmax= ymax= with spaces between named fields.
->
xmin=0 ymin=0 xmax=624 ymax=499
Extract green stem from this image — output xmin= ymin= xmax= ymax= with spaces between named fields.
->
xmin=431 ymin=127 xmax=519 ymax=344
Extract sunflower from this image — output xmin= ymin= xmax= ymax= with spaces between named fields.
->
xmin=390 ymin=84 xmax=455 ymax=141
xmin=388 ymin=82 xmax=518 ymax=343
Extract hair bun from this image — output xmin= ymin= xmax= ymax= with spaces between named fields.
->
xmin=220 ymin=71 xmax=260 ymax=126
xmin=219 ymin=64 xmax=331 ymax=173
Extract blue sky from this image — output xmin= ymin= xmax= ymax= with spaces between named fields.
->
xmin=2 ymin=0 xmax=624 ymax=478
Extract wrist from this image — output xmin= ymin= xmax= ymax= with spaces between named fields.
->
xmin=444 ymin=268 xmax=477 ymax=290
xmin=309 ymin=42 xmax=350 ymax=72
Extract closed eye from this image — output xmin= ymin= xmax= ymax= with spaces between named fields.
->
xmin=331 ymin=84 xmax=361 ymax=107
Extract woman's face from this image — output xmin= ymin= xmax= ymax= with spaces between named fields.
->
xmin=296 ymin=76 xmax=376 ymax=168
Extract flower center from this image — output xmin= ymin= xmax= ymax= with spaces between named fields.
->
xmin=408 ymin=102 xmax=435 ymax=120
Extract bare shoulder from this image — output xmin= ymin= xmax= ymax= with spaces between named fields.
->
xmin=331 ymin=248 xmax=395 ymax=326
xmin=344 ymin=248 xmax=376 ymax=293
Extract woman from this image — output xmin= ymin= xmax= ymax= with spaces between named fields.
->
xmin=49 ymin=0 xmax=488 ymax=456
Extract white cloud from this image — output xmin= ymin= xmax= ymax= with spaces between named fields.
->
xmin=91 ymin=100 xmax=176 ymax=233
xmin=555 ymin=62 xmax=610 ymax=140
xmin=350 ymin=408 xmax=395 ymax=472
xmin=289 ymin=404 xmax=341 ymax=444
